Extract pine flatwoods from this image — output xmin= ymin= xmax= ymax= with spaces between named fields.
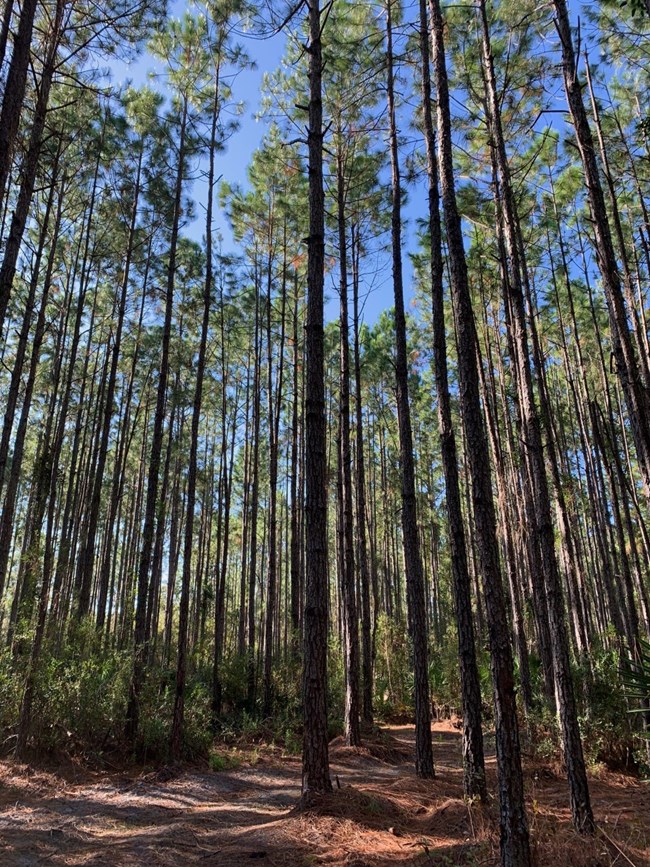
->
xmin=0 ymin=0 xmax=649 ymax=864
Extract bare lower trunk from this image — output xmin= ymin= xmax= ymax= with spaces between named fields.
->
xmin=386 ymin=0 xmax=433 ymax=780
xmin=302 ymin=0 xmax=332 ymax=797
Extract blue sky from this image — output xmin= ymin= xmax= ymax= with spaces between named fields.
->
xmin=107 ymin=1 xmax=420 ymax=329
xmin=103 ymin=0 xmax=617 ymax=337
xmin=110 ymin=4 xmax=286 ymax=237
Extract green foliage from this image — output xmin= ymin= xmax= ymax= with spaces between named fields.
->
xmin=528 ymin=705 xmax=562 ymax=763
xmin=521 ymin=647 xmax=643 ymax=772
xmin=0 ymin=649 xmax=23 ymax=741
xmin=577 ymin=648 xmax=638 ymax=770
xmin=622 ymin=638 xmax=650 ymax=716
xmin=327 ymin=640 xmax=346 ymax=728
xmin=428 ymin=626 xmax=461 ymax=711
xmin=209 ymin=749 xmax=241 ymax=771
xmin=622 ymin=0 xmax=649 ymax=17
xmin=29 ymin=640 xmax=131 ymax=756
xmin=218 ymin=652 xmax=251 ymax=712
xmin=373 ymin=614 xmax=412 ymax=719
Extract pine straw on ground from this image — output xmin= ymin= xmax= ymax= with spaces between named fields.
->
xmin=0 ymin=721 xmax=648 ymax=866
xmin=329 ymin=732 xmax=414 ymax=766
xmin=291 ymin=723 xmax=649 ymax=866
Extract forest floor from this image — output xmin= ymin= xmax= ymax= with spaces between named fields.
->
xmin=0 ymin=721 xmax=647 ymax=866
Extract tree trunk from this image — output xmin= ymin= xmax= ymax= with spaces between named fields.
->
xmin=351 ymin=224 xmax=373 ymax=728
xmin=336 ymin=147 xmax=361 ymax=747
xmin=0 ymin=0 xmax=39 ymax=222
xmin=385 ymin=0 xmax=433 ymax=779
xmin=478 ymin=0 xmax=593 ymax=833
xmin=75 ymin=145 xmax=143 ymax=620
xmin=126 ymin=97 xmax=187 ymax=743
xmin=429 ymin=0 xmax=530 ymax=861
xmin=419 ymin=0 xmax=485 ymax=799
xmin=0 ymin=23 xmax=58 ymax=335
xmin=302 ymin=0 xmax=332 ymax=798
xmin=553 ymin=0 xmax=650 ymax=504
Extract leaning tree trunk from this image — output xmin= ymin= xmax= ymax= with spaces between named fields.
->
xmin=429 ymin=0 xmax=530 ymax=862
xmin=478 ymin=0 xmax=594 ymax=833
xmin=0 ymin=0 xmax=39 ymax=226
xmin=419 ymin=0 xmax=485 ymax=800
xmin=0 ymin=142 xmax=61 ymax=502
xmin=0 ymin=19 xmax=59 ymax=336
xmin=0 ymin=0 xmax=14 ymax=76
xmin=553 ymin=0 xmax=650 ymax=505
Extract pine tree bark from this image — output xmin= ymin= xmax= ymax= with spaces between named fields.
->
xmin=0 ymin=0 xmax=14 ymax=76
xmin=553 ymin=0 xmax=650 ymax=503
xmin=478 ymin=0 xmax=593 ymax=833
xmin=75 ymin=145 xmax=143 ymax=620
xmin=302 ymin=0 xmax=332 ymax=798
xmin=263 ymin=240 xmax=287 ymax=717
xmin=96 ymin=255 xmax=150 ymax=632
xmin=429 ymin=0 xmax=530 ymax=861
xmin=351 ymin=224 xmax=373 ymax=728
xmin=290 ymin=276 xmax=302 ymax=656
xmin=247 ymin=269 xmax=262 ymax=707
xmin=0 ymin=143 xmax=61 ymax=502
xmin=126 ymin=97 xmax=187 ymax=743
xmin=385 ymin=0 xmax=434 ymax=779
xmin=171 ymin=71 xmax=220 ymax=756
xmin=419 ymin=0 xmax=485 ymax=799
xmin=336 ymin=147 xmax=361 ymax=747
xmin=0 ymin=0 xmax=39 ymax=223
xmin=0 ymin=20 xmax=59 ymax=334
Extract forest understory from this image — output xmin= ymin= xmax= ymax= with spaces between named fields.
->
xmin=0 ymin=721 xmax=647 ymax=867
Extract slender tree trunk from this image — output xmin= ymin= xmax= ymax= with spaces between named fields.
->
xmin=126 ymin=98 xmax=187 ymax=743
xmin=478 ymin=0 xmax=593 ymax=833
xmin=0 ymin=3 xmax=63 ymax=334
xmin=290 ymin=276 xmax=302 ymax=656
xmin=351 ymin=224 xmax=373 ymax=728
xmin=336 ymin=146 xmax=361 ymax=747
xmin=419 ymin=0 xmax=485 ymax=798
xmin=247 ymin=267 xmax=262 ymax=708
xmin=553 ymin=0 xmax=650 ymax=503
xmin=263 ymin=238 xmax=287 ymax=717
xmin=429 ymin=0 xmax=530 ymax=861
xmin=170 ymin=71 xmax=220 ymax=756
xmin=96 ymin=251 xmax=151 ymax=631
xmin=302 ymin=0 xmax=332 ymax=798
xmin=385 ymin=0 xmax=433 ymax=779
xmin=0 ymin=145 xmax=61 ymax=500
xmin=238 ymin=357 xmax=252 ymax=657
xmin=75 ymin=146 xmax=143 ymax=620
xmin=0 ymin=0 xmax=14 ymax=75
xmin=0 ymin=0 xmax=39 ymax=222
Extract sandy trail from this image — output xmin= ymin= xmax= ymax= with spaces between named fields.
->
xmin=0 ymin=722 xmax=647 ymax=866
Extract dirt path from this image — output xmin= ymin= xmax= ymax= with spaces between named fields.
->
xmin=0 ymin=723 xmax=647 ymax=866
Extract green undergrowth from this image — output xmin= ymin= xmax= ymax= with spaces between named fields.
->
xmin=0 ymin=619 xmax=647 ymax=778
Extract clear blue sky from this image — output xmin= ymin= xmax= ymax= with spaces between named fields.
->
xmin=110 ymin=4 xmax=286 ymax=238
xmin=107 ymin=1 xmax=429 ymax=329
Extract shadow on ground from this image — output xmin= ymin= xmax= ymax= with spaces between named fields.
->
xmin=0 ymin=723 xmax=648 ymax=866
